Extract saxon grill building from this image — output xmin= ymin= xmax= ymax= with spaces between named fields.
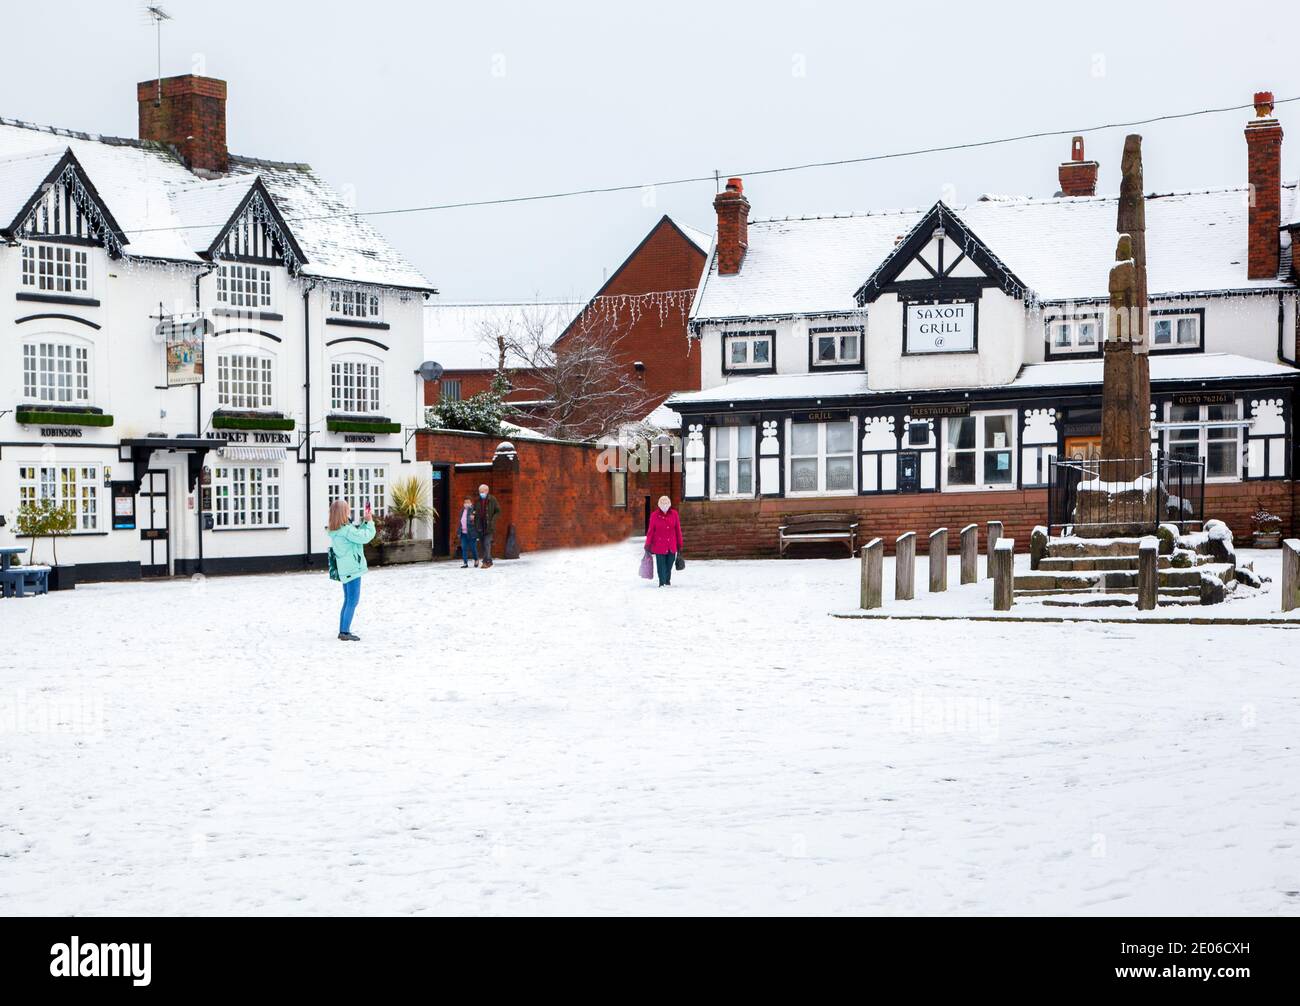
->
xmin=668 ymin=96 xmax=1300 ymax=556
xmin=0 ymin=75 xmax=434 ymax=579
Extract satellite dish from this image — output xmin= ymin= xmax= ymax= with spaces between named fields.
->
xmin=417 ymin=360 xmax=444 ymax=382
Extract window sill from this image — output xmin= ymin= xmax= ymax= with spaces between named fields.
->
xmin=325 ymin=317 xmax=390 ymax=330
xmin=16 ymin=292 xmax=100 ymax=307
xmin=941 ymin=484 xmax=1017 ymax=493
xmin=210 ymin=525 xmax=291 ymax=532
xmin=784 ymin=490 xmax=858 ymax=498
xmin=213 ymin=307 xmax=284 ymax=322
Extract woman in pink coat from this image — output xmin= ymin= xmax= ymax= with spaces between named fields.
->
xmin=644 ymin=494 xmax=684 ymax=587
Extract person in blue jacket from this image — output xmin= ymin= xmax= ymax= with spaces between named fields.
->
xmin=328 ymin=499 xmax=376 ymax=641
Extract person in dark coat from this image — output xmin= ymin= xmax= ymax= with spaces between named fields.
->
xmin=475 ymin=483 xmax=501 ymax=568
xmin=644 ymin=494 xmax=683 ymax=586
xmin=457 ymin=496 xmax=479 ymax=568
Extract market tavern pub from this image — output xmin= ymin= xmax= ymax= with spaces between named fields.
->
xmin=669 ymin=105 xmax=1299 ymax=555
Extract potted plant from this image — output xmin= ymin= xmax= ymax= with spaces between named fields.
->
xmin=1250 ymin=505 xmax=1283 ymax=548
xmin=16 ymin=498 xmax=78 ymax=589
xmin=363 ymin=485 xmax=436 ymax=566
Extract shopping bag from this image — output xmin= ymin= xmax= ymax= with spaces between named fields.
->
xmin=639 ymin=551 xmax=654 ymax=580
xmin=674 ymin=555 xmax=685 ymax=572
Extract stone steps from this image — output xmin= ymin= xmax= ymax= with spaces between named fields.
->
xmin=1044 ymin=540 xmax=1146 ymax=559
xmin=1015 ymin=585 xmax=1201 ymax=598
xmin=1037 ymin=556 xmax=1166 ymax=571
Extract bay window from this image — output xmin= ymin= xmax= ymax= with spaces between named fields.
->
xmin=21 ymin=243 xmax=89 ymax=294
xmin=723 ymin=331 xmax=774 ymax=373
xmin=18 ymin=464 xmax=99 ymax=531
xmin=712 ymin=426 xmax=755 ymax=498
xmin=211 ymin=465 xmax=282 ymax=527
xmin=330 ymin=357 xmax=383 ymax=414
xmin=23 ymin=340 xmax=90 ymax=405
xmin=1166 ymin=401 xmax=1241 ymax=480
xmin=216 ymin=352 xmax=274 ymax=410
xmin=327 ymin=464 xmax=387 ymax=517
xmin=788 ymin=419 xmax=855 ymax=495
xmin=943 ymin=412 xmax=1015 ymax=490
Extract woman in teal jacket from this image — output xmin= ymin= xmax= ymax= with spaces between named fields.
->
xmin=328 ymin=499 xmax=376 ymax=641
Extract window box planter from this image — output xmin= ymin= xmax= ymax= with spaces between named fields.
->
xmin=327 ymin=417 xmax=401 ymax=435
xmin=15 ymin=409 xmax=114 ymax=428
xmin=364 ymin=538 xmax=433 ymax=566
xmin=211 ymin=413 xmax=296 ymax=432
xmin=1252 ymin=530 xmax=1282 ymax=549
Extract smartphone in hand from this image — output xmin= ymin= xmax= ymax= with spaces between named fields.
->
xmin=363 ymin=502 xmax=373 ymax=521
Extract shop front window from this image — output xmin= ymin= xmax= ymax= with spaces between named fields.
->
xmin=788 ymin=420 xmax=855 ymax=495
xmin=712 ymin=426 xmax=755 ymax=498
xmin=944 ymin=412 xmax=1015 ymax=490
xmin=1166 ymin=402 xmax=1241 ymax=480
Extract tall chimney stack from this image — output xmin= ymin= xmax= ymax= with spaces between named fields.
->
xmin=713 ymin=177 xmax=750 ymax=275
xmin=137 ymin=75 xmax=229 ymax=175
xmin=1058 ymin=136 xmax=1099 ymax=197
xmin=1245 ymin=89 xmax=1283 ymax=280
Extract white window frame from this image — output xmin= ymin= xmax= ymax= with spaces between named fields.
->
xmin=1164 ymin=400 xmax=1242 ymax=482
xmin=21 ymin=243 xmax=90 ymax=295
xmin=723 ymin=331 xmax=774 ymax=372
xmin=711 ymin=425 xmax=756 ymax=499
xmin=330 ymin=356 xmax=383 ymax=414
xmin=1046 ymin=317 xmax=1101 ymax=355
xmin=17 ymin=463 xmax=99 ymax=531
xmin=785 ymin=418 xmax=857 ymax=497
xmin=941 ymin=410 xmax=1017 ymax=492
xmin=22 ymin=337 xmax=91 ymax=406
xmin=326 ymin=464 xmax=388 ymax=517
xmin=216 ymin=263 xmax=273 ymax=310
xmin=329 ymin=286 xmax=383 ymax=321
xmin=1150 ymin=312 xmax=1201 ymax=351
xmin=216 ymin=350 xmax=275 ymax=411
xmin=811 ymin=328 xmax=862 ymax=367
xmin=210 ymin=464 xmax=283 ymax=528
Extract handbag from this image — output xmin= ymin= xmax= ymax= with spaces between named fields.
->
xmin=639 ymin=551 xmax=654 ymax=580
xmin=328 ymin=547 xmax=341 ymax=582
xmin=674 ymin=554 xmax=685 ymax=572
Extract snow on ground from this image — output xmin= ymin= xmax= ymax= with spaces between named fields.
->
xmin=2 ymin=540 xmax=1299 ymax=916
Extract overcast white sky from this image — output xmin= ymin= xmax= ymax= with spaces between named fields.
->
xmin=5 ymin=1 xmax=1298 ymax=301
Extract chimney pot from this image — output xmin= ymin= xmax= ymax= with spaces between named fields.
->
xmin=1245 ymin=88 xmax=1283 ymax=279
xmin=1058 ymin=136 xmax=1099 ymax=197
xmin=137 ymin=74 xmax=229 ymax=175
xmin=713 ymin=176 xmax=751 ymax=275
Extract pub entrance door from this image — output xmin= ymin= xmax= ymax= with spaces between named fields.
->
xmin=137 ymin=469 xmax=170 ymax=577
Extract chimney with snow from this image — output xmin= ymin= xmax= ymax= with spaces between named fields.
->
xmin=713 ymin=177 xmax=750 ymax=275
xmin=137 ymin=74 xmax=229 ymax=175
xmin=1245 ymin=90 xmax=1283 ymax=280
xmin=1057 ymin=136 xmax=1098 ymax=197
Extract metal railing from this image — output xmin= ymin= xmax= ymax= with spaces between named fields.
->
xmin=1047 ymin=452 xmax=1205 ymax=534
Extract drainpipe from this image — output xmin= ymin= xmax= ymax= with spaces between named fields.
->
xmin=194 ymin=262 xmax=217 ymax=576
xmin=1278 ymin=291 xmax=1287 ymax=363
xmin=303 ymin=278 xmax=320 ymax=568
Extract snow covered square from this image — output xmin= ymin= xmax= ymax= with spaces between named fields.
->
xmin=3 ymin=541 xmax=1299 ymax=916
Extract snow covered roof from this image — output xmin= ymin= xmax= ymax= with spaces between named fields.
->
xmin=692 ymin=185 xmax=1298 ymax=322
xmin=668 ymin=353 xmax=1297 ymax=409
xmin=425 ymin=301 xmax=584 ymax=371
xmin=644 ymin=402 xmax=682 ymax=430
xmin=0 ymin=118 xmax=434 ymax=290
xmin=671 ymin=217 xmax=712 ymax=255
xmin=1288 ymin=182 xmax=1300 ymax=228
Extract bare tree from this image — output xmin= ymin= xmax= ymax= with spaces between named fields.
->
xmin=479 ymin=302 xmax=657 ymax=441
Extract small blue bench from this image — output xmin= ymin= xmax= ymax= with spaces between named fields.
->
xmin=0 ymin=565 xmax=50 ymax=598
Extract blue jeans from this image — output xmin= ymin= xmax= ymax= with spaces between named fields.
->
xmin=655 ymin=551 xmax=676 ymax=585
xmin=459 ymin=532 xmax=478 ymax=563
xmin=339 ymin=577 xmax=361 ymax=634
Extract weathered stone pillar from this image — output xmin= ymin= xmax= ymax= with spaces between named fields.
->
xmin=928 ymin=527 xmax=948 ymax=593
xmin=960 ymin=523 xmax=978 ymax=585
xmin=1137 ymin=535 xmax=1159 ymax=611
xmin=895 ymin=532 xmax=916 ymax=601
xmin=860 ymin=537 xmax=883 ymax=610
xmin=1282 ymin=539 xmax=1300 ymax=612
xmin=992 ymin=538 xmax=1015 ymax=611
xmin=985 ymin=521 xmax=1003 ymax=579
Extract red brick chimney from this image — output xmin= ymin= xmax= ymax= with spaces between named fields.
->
xmin=1057 ymin=136 xmax=1099 ymax=197
xmin=713 ymin=177 xmax=750 ymax=275
xmin=137 ymin=75 xmax=229 ymax=175
xmin=1245 ymin=90 xmax=1283 ymax=280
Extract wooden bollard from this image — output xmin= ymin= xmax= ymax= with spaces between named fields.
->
xmin=1137 ymin=535 xmax=1159 ymax=611
xmin=860 ymin=537 xmax=883 ymax=610
xmin=1282 ymin=539 xmax=1300 ymax=612
xmin=986 ymin=521 xmax=1003 ymax=579
xmin=895 ymin=532 xmax=916 ymax=601
xmin=992 ymin=538 xmax=1015 ymax=610
xmin=928 ymin=527 xmax=948 ymax=593
xmin=960 ymin=523 xmax=979 ymax=585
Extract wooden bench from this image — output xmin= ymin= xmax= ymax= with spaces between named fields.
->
xmin=0 ymin=565 xmax=50 ymax=598
xmin=778 ymin=513 xmax=859 ymax=557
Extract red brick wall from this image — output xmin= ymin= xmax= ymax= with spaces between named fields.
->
xmin=679 ymin=482 xmax=1300 ymax=559
xmin=423 ymin=368 xmax=550 ymax=406
xmin=712 ymin=181 xmax=749 ymax=276
xmin=417 ymin=429 xmax=680 ymax=555
xmin=1245 ymin=115 xmax=1283 ymax=280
